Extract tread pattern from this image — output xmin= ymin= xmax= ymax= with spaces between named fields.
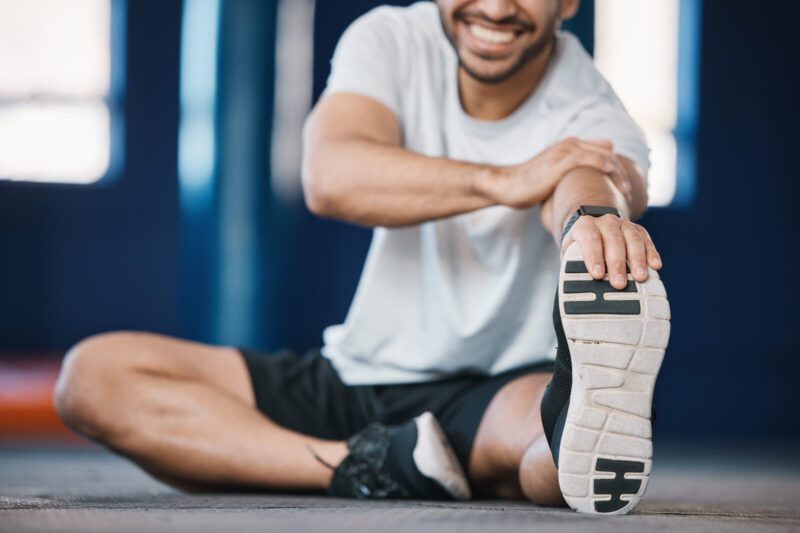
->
xmin=557 ymin=244 xmax=670 ymax=515
xmin=593 ymin=458 xmax=645 ymax=513
xmin=563 ymin=280 xmax=640 ymax=315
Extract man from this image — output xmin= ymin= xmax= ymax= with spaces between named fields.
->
xmin=54 ymin=0 xmax=669 ymax=516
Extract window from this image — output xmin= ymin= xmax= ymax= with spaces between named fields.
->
xmin=178 ymin=0 xmax=220 ymax=205
xmin=270 ymin=0 xmax=315 ymax=202
xmin=0 ymin=0 xmax=123 ymax=184
xmin=594 ymin=0 xmax=700 ymax=207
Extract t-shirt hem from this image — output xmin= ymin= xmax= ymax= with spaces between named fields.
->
xmin=321 ymin=347 xmax=556 ymax=386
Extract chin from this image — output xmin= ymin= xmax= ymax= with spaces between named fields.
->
xmin=459 ymin=56 xmax=521 ymax=85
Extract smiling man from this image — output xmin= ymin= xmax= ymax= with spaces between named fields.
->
xmin=54 ymin=0 xmax=670 ymax=516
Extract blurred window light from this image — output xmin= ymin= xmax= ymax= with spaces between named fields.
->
xmin=178 ymin=0 xmax=221 ymax=210
xmin=0 ymin=0 xmax=121 ymax=184
xmin=594 ymin=0 xmax=700 ymax=207
xmin=270 ymin=0 xmax=315 ymax=202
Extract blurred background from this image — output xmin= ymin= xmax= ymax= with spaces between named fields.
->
xmin=0 ymin=0 xmax=797 ymax=449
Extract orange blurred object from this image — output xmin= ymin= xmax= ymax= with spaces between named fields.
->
xmin=0 ymin=355 xmax=85 ymax=444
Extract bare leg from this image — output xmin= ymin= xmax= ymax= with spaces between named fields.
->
xmin=467 ymin=372 xmax=564 ymax=505
xmin=54 ymin=331 xmax=347 ymax=491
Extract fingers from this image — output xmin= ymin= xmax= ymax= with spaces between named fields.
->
xmin=639 ymin=227 xmax=663 ymax=270
xmin=565 ymin=217 xmax=662 ymax=290
xmin=623 ymin=223 xmax=648 ymax=282
xmin=576 ymin=143 xmax=632 ymax=203
xmin=555 ymin=139 xmax=632 ymax=202
xmin=583 ymin=139 xmax=613 ymax=149
xmin=598 ymin=216 xmax=629 ymax=289
xmin=568 ymin=218 xmax=605 ymax=279
xmin=559 ymin=147 xmax=616 ymax=180
xmin=608 ymin=156 xmax=633 ymax=203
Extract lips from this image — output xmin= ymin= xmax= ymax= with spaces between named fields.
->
xmin=456 ymin=12 xmax=533 ymax=54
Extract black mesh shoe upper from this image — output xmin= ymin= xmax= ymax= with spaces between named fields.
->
xmin=540 ymin=290 xmax=573 ymax=467
xmin=328 ymin=423 xmax=411 ymax=499
xmin=328 ymin=419 xmax=453 ymax=500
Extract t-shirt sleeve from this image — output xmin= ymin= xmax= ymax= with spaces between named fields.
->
xmin=563 ymin=95 xmax=651 ymax=174
xmin=323 ymin=7 xmax=404 ymax=118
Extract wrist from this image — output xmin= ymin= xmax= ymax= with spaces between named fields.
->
xmin=554 ymin=201 xmax=583 ymax=244
xmin=557 ymin=204 xmax=580 ymax=239
xmin=471 ymin=164 xmax=505 ymax=205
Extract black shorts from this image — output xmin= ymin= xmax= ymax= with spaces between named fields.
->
xmin=239 ymin=348 xmax=554 ymax=468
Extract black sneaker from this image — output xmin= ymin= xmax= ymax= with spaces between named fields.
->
xmin=540 ymin=243 xmax=670 ymax=515
xmin=328 ymin=412 xmax=471 ymax=500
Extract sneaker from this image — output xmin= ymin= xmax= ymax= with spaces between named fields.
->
xmin=540 ymin=242 xmax=670 ymax=515
xmin=328 ymin=412 xmax=471 ymax=500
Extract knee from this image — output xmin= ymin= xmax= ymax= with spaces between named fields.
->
xmin=469 ymin=373 xmax=554 ymax=497
xmin=519 ymin=436 xmax=565 ymax=507
xmin=53 ymin=331 xmax=139 ymax=440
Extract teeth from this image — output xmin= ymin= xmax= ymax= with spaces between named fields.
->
xmin=468 ymin=23 xmax=515 ymax=44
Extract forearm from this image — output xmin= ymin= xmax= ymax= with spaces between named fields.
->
xmin=541 ymin=157 xmax=647 ymax=245
xmin=303 ymin=137 xmax=497 ymax=227
xmin=541 ymin=169 xmax=628 ymax=243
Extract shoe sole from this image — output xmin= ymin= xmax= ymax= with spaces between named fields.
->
xmin=556 ymin=243 xmax=670 ymax=515
xmin=412 ymin=412 xmax=472 ymax=500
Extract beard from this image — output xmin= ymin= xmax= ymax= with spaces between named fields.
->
xmin=459 ymin=27 xmax=556 ymax=84
xmin=439 ymin=8 xmax=559 ymax=85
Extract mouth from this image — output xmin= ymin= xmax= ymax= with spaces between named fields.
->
xmin=467 ymin=23 xmax=517 ymax=45
xmin=457 ymin=15 xmax=533 ymax=55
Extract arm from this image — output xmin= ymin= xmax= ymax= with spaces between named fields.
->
xmin=302 ymin=93 xmax=633 ymax=227
xmin=302 ymin=93 xmax=492 ymax=226
xmin=540 ymin=159 xmax=662 ymax=289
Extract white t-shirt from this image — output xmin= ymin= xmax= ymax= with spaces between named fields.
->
xmin=320 ymin=1 xmax=649 ymax=385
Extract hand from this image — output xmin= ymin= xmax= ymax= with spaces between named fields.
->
xmin=562 ymin=214 xmax=662 ymax=289
xmin=479 ymin=138 xmax=633 ymax=209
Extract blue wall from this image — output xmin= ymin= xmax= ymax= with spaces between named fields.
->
xmin=0 ymin=0 xmax=797 ymax=440
xmin=644 ymin=0 xmax=799 ymax=439
xmin=0 ymin=1 xmax=183 ymax=350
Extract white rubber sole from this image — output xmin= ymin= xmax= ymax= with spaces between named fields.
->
xmin=556 ymin=243 xmax=670 ymax=515
xmin=412 ymin=412 xmax=472 ymax=500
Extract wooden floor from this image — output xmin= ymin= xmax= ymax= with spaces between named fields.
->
xmin=1 ymin=442 xmax=799 ymax=532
